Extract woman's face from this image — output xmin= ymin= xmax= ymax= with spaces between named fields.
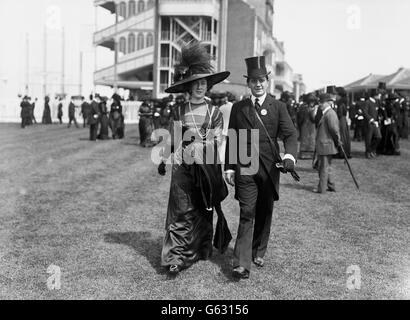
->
xmin=190 ymin=79 xmax=208 ymax=100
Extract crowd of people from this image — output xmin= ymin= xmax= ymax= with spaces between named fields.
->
xmin=17 ymin=41 xmax=410 ymax=281
xmin=147 ymin=42 xmax=410 ymax=279
xmin=19 ymin=94 xmax=126 ymax=141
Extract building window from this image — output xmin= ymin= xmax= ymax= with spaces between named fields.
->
xmin=146 ymin=33 xmax=154 ymax=47
xmin=137 ymin=33 xmax=145 ymax=50
xmin=147 ymin=0 xmax=154 ymax=9
xmin=137 ymin=0 xmax=145 ymax=13
xmin=128 ymin=33 xmax=136 ymax=53
xmin=119 ymin=37 xmax=127 ymax=54
xmin=129 ymin=1 xmax=136 ymax=16
xmin=118 ymin=2 xmax=127 ymax=18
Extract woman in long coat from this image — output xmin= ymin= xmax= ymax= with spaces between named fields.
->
xmin=42 ymin=96 xmax=52 ymax=124
xmin=297 ymin=94 xmax=317 ymax=159
xmin=158 ymin=43 xmax=231 ymax=275
xmin=98 ymin=99 xmax=110 ymax=140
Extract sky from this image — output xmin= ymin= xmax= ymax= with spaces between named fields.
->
xmin=275 ymin=0 xmax=410 ymax=91
xmin=1 ymin=0 xmax=410 ymax=99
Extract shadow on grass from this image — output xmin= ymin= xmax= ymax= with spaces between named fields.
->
xmin=209 ymin=247 xmax=242 ymax=283
xmin=104 ymin=231 xmax=166 ymax=275
xmin=281 ymin=183 xmax=314 ymax=192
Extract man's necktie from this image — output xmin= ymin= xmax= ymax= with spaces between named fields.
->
xmin=255 ymin=98 xmax=261 ymax=114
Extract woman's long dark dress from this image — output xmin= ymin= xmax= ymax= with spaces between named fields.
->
xmin=42 ymin=101 xmax=52 ymax=124
xmin=98 ymin=102 xmax=110 ymax=140
xmin=161 ymin=101 xmax=225 ymax=269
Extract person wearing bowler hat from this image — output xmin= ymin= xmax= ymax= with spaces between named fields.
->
xmin=224 ymin=55 xmax=298 ymax=279
xmin=313 ymin=93 xmax=342 ymax=194
xmin=157 ymin=42 xmax=231 ymax=276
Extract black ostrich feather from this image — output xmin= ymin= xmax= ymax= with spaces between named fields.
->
xmin=173 ymin=42 xmax=214 ymax=83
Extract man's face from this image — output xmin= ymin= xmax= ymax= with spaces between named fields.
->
xmin=248 ymin=77 xmax=268 ymax=97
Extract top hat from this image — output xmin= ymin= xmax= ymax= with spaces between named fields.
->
xmin=243 ymin=56 xmax=271 ymax=79
xmin=326 ymin=86 xmax=338 ymax=95
xmin=165 ymin=42 xmax=230 ymax=94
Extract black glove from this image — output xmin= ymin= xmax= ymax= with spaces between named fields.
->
xmin=158 ymin=162 xmax=166 ymax=176
xmin=282 ymin=159 xmax=295 ymax=173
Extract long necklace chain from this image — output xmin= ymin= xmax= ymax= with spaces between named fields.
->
xmin=188 ymin=101 xmax=212 ymax=140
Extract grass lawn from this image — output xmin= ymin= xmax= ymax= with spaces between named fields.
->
xmin=0 ymin=122 xmax=409 ymax=300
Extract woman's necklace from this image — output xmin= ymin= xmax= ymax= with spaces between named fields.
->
xmin=188 ymin=101 xmax=212 ymax=140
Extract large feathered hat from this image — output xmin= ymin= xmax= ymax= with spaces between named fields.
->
xmin=165 ymin=42 xmax=230 ymax=94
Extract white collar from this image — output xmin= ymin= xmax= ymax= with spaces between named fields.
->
xmin=322 ymin=106 xmax=332 ymax=115
xmin=251 ymin=93 xmax=267 ymax=106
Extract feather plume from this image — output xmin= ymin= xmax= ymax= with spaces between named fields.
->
xmin=173 ymin=42 xmax=214 ymax=83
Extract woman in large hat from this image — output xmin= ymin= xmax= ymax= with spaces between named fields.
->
xmin=158 ymin=42 xmax=231 ymax=275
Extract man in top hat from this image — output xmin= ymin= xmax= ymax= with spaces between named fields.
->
xmin=314 ymin=93 xmax=342 ymax=193
xmin=224 ymin=56 xmax=298 ymax=279
xmin=363 ymin=89 xmax=382 ymax=158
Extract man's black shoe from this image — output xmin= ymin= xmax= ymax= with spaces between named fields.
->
xmin=232 ymin=267 xmax=250 ymax=279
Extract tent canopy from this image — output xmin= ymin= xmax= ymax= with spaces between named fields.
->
xmin=345 ymin=68 xmax=410 ymax=92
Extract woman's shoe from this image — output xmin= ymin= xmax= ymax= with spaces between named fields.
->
xmin=169 ymin=265 xmax=181 ymax=275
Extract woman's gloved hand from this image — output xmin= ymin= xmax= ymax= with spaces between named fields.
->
xmin=158 ymin=162 xmax=166 ymax=176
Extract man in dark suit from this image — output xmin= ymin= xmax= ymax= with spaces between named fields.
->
xmin=224 ymin=56 xmax=298 ymax=279
xmin=363 ymin=89 xmax=382 ymax=159
xmin=313 ymin=94 xmax=342 ymax=193
xmin=89 ymin=94 xmax=101 ymax=141
xmin=80 ymin=96 xmax=91 ymax=128
xmin=67 ymin=97 xmax=79 ymax=128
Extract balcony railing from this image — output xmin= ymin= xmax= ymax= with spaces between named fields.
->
xmin=94 ymin=8 xmax=155 ymax=45
xmin=159 ymin=0 xmax=220 ymax=19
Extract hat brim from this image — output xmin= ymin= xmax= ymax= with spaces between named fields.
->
xmin=243 ymin=71 xmax=271 ymax=79
xmin=165 ymin=71 xmax=230 ymax=94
